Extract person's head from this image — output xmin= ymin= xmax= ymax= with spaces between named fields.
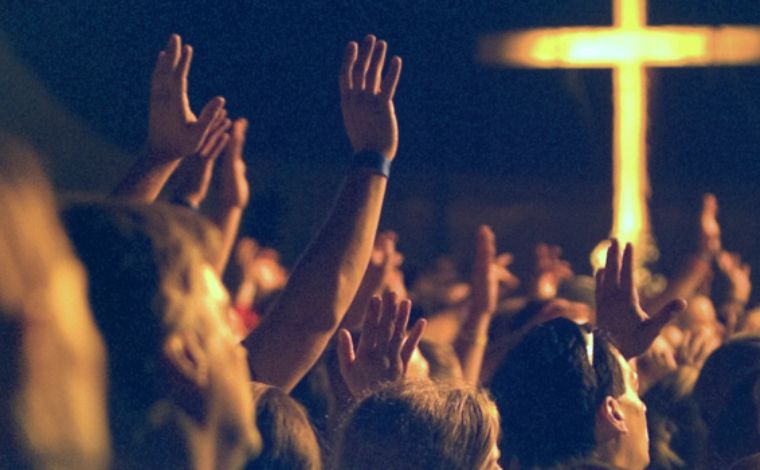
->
xmin=335 ymin=380 xmax=501 ymax=470
xmin=674 ymin=295 xmax=720 ymax=336
xmin=247 ymin=383 xmax=321 ymax=470
xmin=694 ymin=333 xmax=760 ymax=467
xmin=417 ymin=339 xmax=463 ymax=383
xmin=0 ymin=134 xmax=109 ymax=468
xmin=63 ymin=202 xmax=260 ymax=468
xmin=739 ymin=306 xmax=760 ymax=333
xmin=492 ymin=317 xmax=647 ymax=469
xmin=644 ymin=366 xmax=707 ymax=470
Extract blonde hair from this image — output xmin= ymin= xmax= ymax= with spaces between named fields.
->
xmin=335 ymin=381 xmax=499 ymax=470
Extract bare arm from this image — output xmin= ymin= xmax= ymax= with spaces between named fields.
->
xmin=243 ymin=35 xmax=403 ymax=391
xmin=643 ymin=194 xmax=719 ymax=314
xmin=111 ymin=34 xmax=226 ymax=203
xmin=455 ymin=226 xmax=499 ymax=385
xmin=210 ymin=118 xmax=250 ymax=274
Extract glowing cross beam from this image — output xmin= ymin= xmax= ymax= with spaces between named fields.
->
xmin=479 ymin=0 xmax=760 ymax=268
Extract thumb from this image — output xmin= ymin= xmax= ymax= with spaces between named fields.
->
xmin=337 ymin=328 xmax=356 ymax=379
xmin=643 ymin=298 xmax=686 ymax=340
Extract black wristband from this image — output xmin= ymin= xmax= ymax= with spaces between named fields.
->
xmin=353 ymin=151 xmax=391 ymax=178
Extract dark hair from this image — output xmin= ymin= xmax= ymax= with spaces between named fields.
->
xmin=62 ymin=202 xmax=211 ymax=463
xmin=247 ymin=386 xmax=321 ymax=470
xmin=335 ymin=381 xmax=499 ymax=470
xmin=694 ymin=334 xmax=760 ymax=467
xmin=490 ymin=317 xmax=625 ymax=469
xmin=644 ymin=367 xmax=707 ymax=470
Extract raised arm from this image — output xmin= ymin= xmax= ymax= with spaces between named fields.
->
xmin=454 ymin=225 xmax=515 ymax=385
xmin=243 ymin=35 xmax=403 ymax=391
xmin=210 ymin=118 xmax=250 ymax=275
xmin=643 ymin=194 xmax=720 ymax=314
xmin=111 ymin=34 xmax=226 ymax=203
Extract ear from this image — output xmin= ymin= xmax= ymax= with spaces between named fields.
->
xmin=163 ymin=330 xmax=209 ymax=389
xmin=598 ymin=396 xmax=629 ymax=436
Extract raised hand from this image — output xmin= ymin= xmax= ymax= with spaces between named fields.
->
xmin=533 ymin=243 xmax=573 ymax=300
xmin=471 ymin=225 xmax=501 ymax=315
xmin=171 ymin=110 xmax=232 ymax=207
xmin=337 ymin=292 xmax=426 ymax=398
xmin=718 ymin=250 xmax=752 ymax=304
xmin=595 ymin=239 xmax=687 ymax=358
xmin=700 ymin=193 xmax=721 ymax=257
xmin=676 ymin=328 xmax=719 ymax=370
xmin=148 ymin=34 xmax=226 ymax=161
xmin=218 ymin=118 xmax=251 ymax=208
xmin=340 ymin=35 xmax=402 ymax=160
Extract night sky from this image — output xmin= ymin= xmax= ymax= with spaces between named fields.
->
xmin=2 ymin=0 xmax=760 ymax=298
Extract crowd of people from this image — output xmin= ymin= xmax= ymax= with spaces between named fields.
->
xmin=2 ymin=32 xmax=759 ymax=469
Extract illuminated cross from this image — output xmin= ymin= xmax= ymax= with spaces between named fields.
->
xmin=479 ymin=0 xmax=760 ymax=268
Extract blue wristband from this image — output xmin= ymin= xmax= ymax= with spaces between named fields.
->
xmin=353 ymin=151 xmax=391 ymax=178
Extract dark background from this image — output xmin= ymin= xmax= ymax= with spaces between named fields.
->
xmin=2 ymin=0 xmax=760 ymax=302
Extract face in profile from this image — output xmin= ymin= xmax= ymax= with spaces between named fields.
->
xmin=195 ymin=264 xmax=262 ymax=460
xmin=611 ymin=348 xmax=649 ymax=470
xmin=0 ymin=137 xmax=109 ymax=468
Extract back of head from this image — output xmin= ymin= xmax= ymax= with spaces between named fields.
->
xmin=335 ymin=381 xmax=499 ymax=470
xmin=418 ymin=339 xmax=464 ymax=383
xmin=491 ymin=317 xmax=624 ymax=468
xmin=0 ymin=134 xmax=109 ymax=469
xmin=644 ymin=367 xmax=707 ymax=469
xmin=61 ymin=202 xmax=211 ymax=463
xmin=247 ymin=385 xmax=321 ymax=470
xmin=694 ymin=333 xmax=760 ymax=467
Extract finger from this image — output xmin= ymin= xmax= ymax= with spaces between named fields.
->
xmin=193 ymin=97 xmax=226 ymax=142
xmin=400 ymin=318 xmax=427 ymax=368
xmin=595 ymin=268 xmax=605 ymax=300
xmin=353 ymin=34 xmax=376 ymax=91
xmin=621 ymin=243 xmax=634 ymax=294
xmin=228 ymin=118 xmax=249 ymax=157
xmin=496 ymin=252 xmax=514 ymax=267
xmin=604 ymin=239 xmax=620 ymax=288
xmin=389 ymin=299 xmax=412 ymax=354
xmin=340 ymin=41 xmax=358 ymax=95
xmin=167 ymin=34 xmax=181 ymax=69
xmin=644 ymin=299 xmax=687 ymax=340
xmin=357 ymin=296 xmax=383 ymax=356
xmin=153 ymin=50 xmax=173 ymax=81
xmin=198 ymin=110 xmax=230 ymax=155
xmin=379 ymin=56 xmax=402 ymax=101
xmin=475 ymin=225 xmax=495 ymax=273
xmin=337 ymin=328 xmax=356 ymax=379
xmin=366 ymin=39 xmax=387 ymax=94
xmin=207 ymin=132 xmax=230 ymax=161
xmin=177 ymin=44 xmax=193 ymax=95
xmin=703 ymin=193 xmax=717 ymax=215
xmin=376 ymin=291 xmax=399 ymax=349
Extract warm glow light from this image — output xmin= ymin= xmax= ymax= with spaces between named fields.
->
xmin=479 ymin=0 xmax=760 ymax=270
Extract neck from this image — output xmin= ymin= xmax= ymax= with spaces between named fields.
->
xmin=596 ymin=438 xmax=644 ymax=470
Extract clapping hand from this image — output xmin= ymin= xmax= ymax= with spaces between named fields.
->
xmin=148 ymin=34 xmax=227 ymax=162
xmin=171 ymin=109 xmax=232 ymax=207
